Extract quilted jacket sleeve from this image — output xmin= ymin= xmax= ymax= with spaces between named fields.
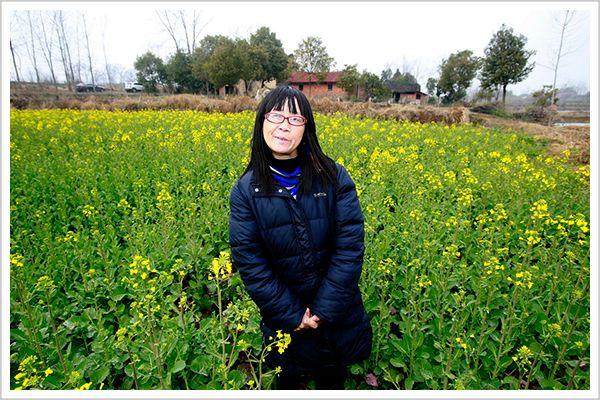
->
xmin=310 ymin=165 xmax=365 ymax=325
xmin=229 ymin=180 xmax=306 ymax=333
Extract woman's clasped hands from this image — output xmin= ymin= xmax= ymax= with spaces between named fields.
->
xmin=294 ymin=307 xmax=321 ymax=331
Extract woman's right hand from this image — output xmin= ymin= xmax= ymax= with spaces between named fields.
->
xmin=294 ymin=307 xmax=320 ymax=331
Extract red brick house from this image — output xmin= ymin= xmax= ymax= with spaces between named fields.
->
xmin=388 ymin=83 xmax=429 ymax=105
xmin=286 ymin=71 xmax=347 ymax=99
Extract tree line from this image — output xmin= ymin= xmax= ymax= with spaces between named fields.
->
xmin=9 ymin=10 xmax=137 ymax=91
xmin=339 ymin=24 xmax=536 ymax=108
xmin=133 ymin=27 xmax=294 ymax=95
xmin=10 ymin=9 xmax=582 ymax=109
xmin=134 ymin=30 xmax=346 ymax=97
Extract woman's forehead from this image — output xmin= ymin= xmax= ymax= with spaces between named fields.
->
xmin=270 ymin=97 xmax=302 ymax=114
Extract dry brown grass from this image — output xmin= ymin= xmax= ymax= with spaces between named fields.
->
xmin=470 ymin=112 xmax=590 ymax=165
xmin=310 ymin=97 xmax=470 ymax=124
xmin=10 ymin=93 xmax=259 ymax=113
xmin=10 ymin=92 xmax=469 ymax=124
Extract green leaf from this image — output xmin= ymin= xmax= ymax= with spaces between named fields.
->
xmin=390 ymin=337 xmax=403 ymax=352
xmin=391 ymin=336 xmax=410 ymax=356
xmin=390 ymin=357 xmax=406 ymax=369
xmin=539 ymin=377 xmax=564 ymax=389
xmin=62 ymin=319 xmax=76 ymax=331
xmin=190 ymin=355 xmax=212 ymax=376
xmin=90 ymin=365 xmax=110 ymax=384
xmin=10 ymin=328 xmax=28 ymax=342
xmin=566 ymin=359 xmax=581 ymax=367
xmin=227 ymin=369 xmax=246 ymax=388
xmin=502 ymin=375 xmax=519 ymax=389
xmin=165 ymin=372 xmax=172 ymax=388
xmin=528 ymin=340 xmax=542 ymax=353
xmin=500 ymin=355 xmax=514 ymax=369
xmin=171 ymin=359 xmax=186 ymax=373
xmin=350 ymin=364 xmax=363 ymax=375
xmin=443 ymin=370 xmax=456 ymax=380
xmin=44 ymin=373 xmax=62 ymax=389
xmin=364 ymin=297 xmax=379 ymax=312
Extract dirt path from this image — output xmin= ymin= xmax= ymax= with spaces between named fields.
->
xmin=470 ymin=112 xmax=590 ymax=165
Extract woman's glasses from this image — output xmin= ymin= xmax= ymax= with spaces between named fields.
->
xmin=265 ymin=112 xmax=307 ymax=126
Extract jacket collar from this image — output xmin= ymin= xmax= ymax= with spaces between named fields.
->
xmin=249 ymin=171 xmax=289 ymax=198
xmin=249 ymin=169 xmax=328 ymax=199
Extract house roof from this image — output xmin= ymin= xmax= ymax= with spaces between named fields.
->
xmin=387 ymin=83 xmax=423 ymax=94
xmin=287 ymin=71 xmax=343 ymax=83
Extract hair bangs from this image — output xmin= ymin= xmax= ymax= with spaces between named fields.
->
xmin=264 ymin=86 xmax=307 ymax=117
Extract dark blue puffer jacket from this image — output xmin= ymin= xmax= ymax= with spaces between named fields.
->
xmin=229 ymin=162 xmax=372 ymax=366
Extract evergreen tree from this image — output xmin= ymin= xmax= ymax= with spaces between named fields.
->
xmin=437 ymin=50 xmax=480 ymax=105
xmin=249 ymin=27 xmax=289 ymax=84
xmin=480 ymin=24 xmax=535 ymax=107
xmin=133 ymin=51 xmax=167 ymax=93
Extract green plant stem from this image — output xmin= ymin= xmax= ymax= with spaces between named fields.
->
xmin=45 ymin=294 xmax=67 ymax=374
xmin=148 ymin=311 xmax=166 ymax=389
xmin=491 ymin=287 xmax=518 ymax=379
xmin=15 ymin=278 xmax=44 ymax=362
xmin=216 ymin=281 xmax=226 ymax=363
xmin=126 ymin=346 xmax=140 ymax=389
xmin=525 ymin=267 xmax=588 ymax=388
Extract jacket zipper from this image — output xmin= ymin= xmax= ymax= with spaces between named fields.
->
xmin=277 ymin=186 xmax=318 ymax=276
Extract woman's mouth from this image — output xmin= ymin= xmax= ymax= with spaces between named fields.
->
xmin=273 ymin=135 xmax=290 ymax=143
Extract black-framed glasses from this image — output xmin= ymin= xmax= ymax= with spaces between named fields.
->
xmin=265 ymin=112 xmax=307 ymax=126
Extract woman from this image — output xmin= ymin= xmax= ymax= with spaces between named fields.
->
xmin=229 ymin=85 xmax=372 ymax=390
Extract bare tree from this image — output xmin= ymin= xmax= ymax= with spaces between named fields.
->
xmin=53 ymin=11 xmax=71 ymax=89
xmin=401 ymin=56 xmax=423 ymax=83
xmin=179 ymin=10 xmax=192 ymax=54
xmin=120 ymin=67 xmax=137 ymax=83
xmin=75 ymin=17 xmax=82 ymax=83
xmin=53 ymin=11 xmax=76 ymax=90
xmin=62 ymin=12 xmax=77 ymax=87
xmin=81 ymin=12 xmax=95 ymax=86
xmin=537 ymin=10 xmax=588 ymax=106
xmin=9 ymin=11 xmax=25 ymax=83
xmin=178 ymin=10 xmax=210 ymax=54
xmin=36 ymin=11 xmax=58 ymax=86
xmin=105 ymin=63 xmax=126 ymax=86
xmin=26 ymin=11 xmax=42 ymax=85
xmin=101 ymin=16 xmax=112 ymax=89
xmin=156 ymin=9 xmax=211 ymax=54
xmin=550 ymin=11 xmax=584 ymax=106
xmin=10 ymin=39 xmax=21 ymax=82
xmin=156 ymin=10 xmax=181 ymax=53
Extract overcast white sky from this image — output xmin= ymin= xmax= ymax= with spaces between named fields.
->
xmin=6 ymin=2 xmax=594 ymax=95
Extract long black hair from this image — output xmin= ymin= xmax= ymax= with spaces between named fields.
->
xmin=242 ymin=85 xmax=338 ymax=196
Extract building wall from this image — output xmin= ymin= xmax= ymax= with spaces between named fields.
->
xmin=398 ymin=92 xmax=429 ymax=105
xmin=289 ymin=83 xmax=347 ymax=99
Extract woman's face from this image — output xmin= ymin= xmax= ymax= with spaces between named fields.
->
xmin=262 ymin=98 xmax=306 ymax=159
